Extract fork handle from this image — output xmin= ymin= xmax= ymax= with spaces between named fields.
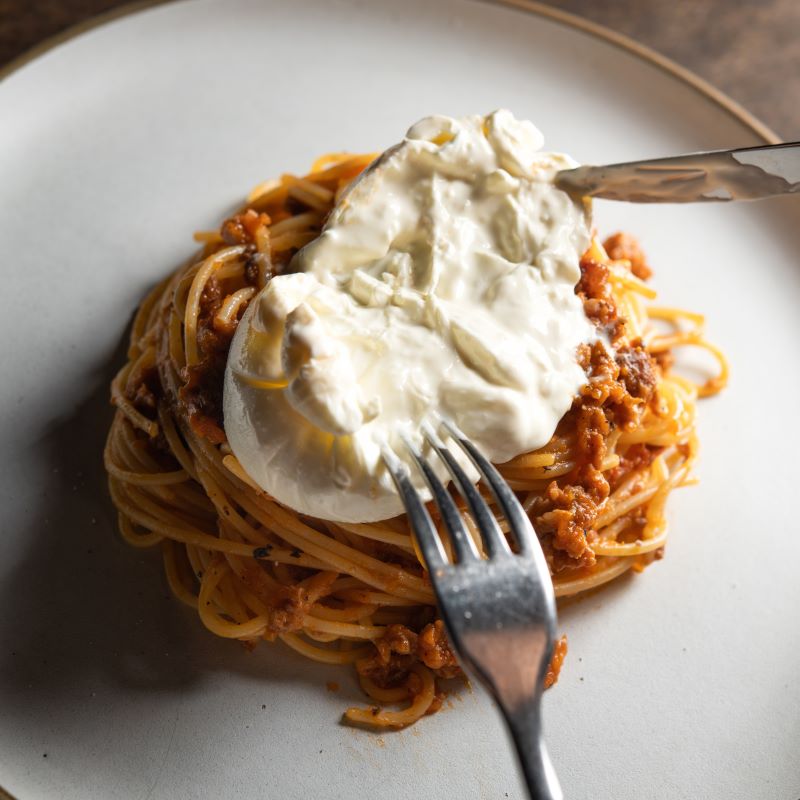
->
xmin=506 ymin=708 xmax=563 ymax=800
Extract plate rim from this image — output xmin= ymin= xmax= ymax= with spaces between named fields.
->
xmin=0 ymin=0 xmax=780 ymax=147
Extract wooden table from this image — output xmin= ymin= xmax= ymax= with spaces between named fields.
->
xmin=1 ymin=0 xmax=797 ymax=136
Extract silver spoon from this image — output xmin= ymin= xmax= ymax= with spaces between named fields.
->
xmin=555 ymin=141 xmax=800 ymax=202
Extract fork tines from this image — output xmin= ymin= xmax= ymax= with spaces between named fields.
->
xmin=383 ymin=424 xmax=541 ymax=569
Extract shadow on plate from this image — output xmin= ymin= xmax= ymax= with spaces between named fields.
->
xmin=0 ymin=315 xmax=356 ymax=728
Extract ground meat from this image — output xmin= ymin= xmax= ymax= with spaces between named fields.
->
xmin=653 ymin=349 xmax=675 ymax=372
xmin=178 ymin=210 xmax=281 ymax=442
xmin=357 ymin=622 xmax=462 ymax=689
xmin=375 ymin=624 xmax=417 ymax=662
xmin=539 ymin=483 xmax=598 ymax=566
xmin=576 ymin=404 xmax=609 ymax=473
xmin=616 ymin=341 xmax=657 ymax=400
xmin=219 ymin=210 xmax=274 ymax=288
xmin=581 ymin=296 xmax=619 ymax=330
xmin=244 ymin=250 xmax=272 ymax=287
xmin=268 ymin=586 xmax=314 ymax=634
xmin=603 ymin=232 xmax=653 ymax=280
xmin=232 ymin=563 xmax=338 ymax=638
xmin=544 ymin=635 xmax=568 ymax=689
xmin=179 ymin=276 xmax=235 ymax=444
xmin=417 ymin=620 xmax=459 ymax=676
xmin=606 ymin=443 xmax=660 ymax=489
xmin=221 ymin=209 xmax=271 ymax=246
xmin=232 ymin=561 xmax=308 ymax=635
xmin=577 ymin=340 xmax=657 ymax=431
xmin=357 ymin=625 xmax=419 ymax=688
xmin=200 ymin=273 xmax=223 ymax=309
xmin=577 ymin=255 xmax=625 ymax=341
xmin=181 ymin=360 xmax=228 ymax=444
xmin=577 ymin=256 xmax=609 ymax=300
xmin=531 ymin=316 xmax=661 ymax=569
xmin=570 ymin=402 xmax=612 ymax=509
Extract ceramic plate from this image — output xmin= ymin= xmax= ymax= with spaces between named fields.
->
xmin=1 ymin=1 xmax=798 ymax=798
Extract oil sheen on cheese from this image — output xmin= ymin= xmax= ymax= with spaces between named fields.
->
xmin=224 ymin=110 xmax=594 ymax=523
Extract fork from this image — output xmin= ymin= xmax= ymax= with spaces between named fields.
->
xmin=383 ymin=423 xmax=562 ymax=800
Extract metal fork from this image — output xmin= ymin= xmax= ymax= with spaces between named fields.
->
xmin=383 ymin=423 xmax=562 ymax=800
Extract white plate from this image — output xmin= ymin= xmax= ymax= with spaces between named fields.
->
xmin=1 ymin=2 xmax=799 ymax=798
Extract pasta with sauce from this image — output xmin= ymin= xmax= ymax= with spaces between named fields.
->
xmin=105 ymin=151 xmax=726 ymax=728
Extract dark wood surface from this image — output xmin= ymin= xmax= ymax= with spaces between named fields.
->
xmin=1 ymin=0 xmax=798 ymax=136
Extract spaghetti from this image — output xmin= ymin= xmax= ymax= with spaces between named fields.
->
xmin=105 ymin=152 xmax=727 ymax=728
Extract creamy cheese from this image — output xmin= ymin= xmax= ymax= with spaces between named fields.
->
xmin=223 ymin=110 xmax=594 ymax=523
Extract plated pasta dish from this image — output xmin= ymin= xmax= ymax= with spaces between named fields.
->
xmin=104 ymin=111 xmax=726 ymax=728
